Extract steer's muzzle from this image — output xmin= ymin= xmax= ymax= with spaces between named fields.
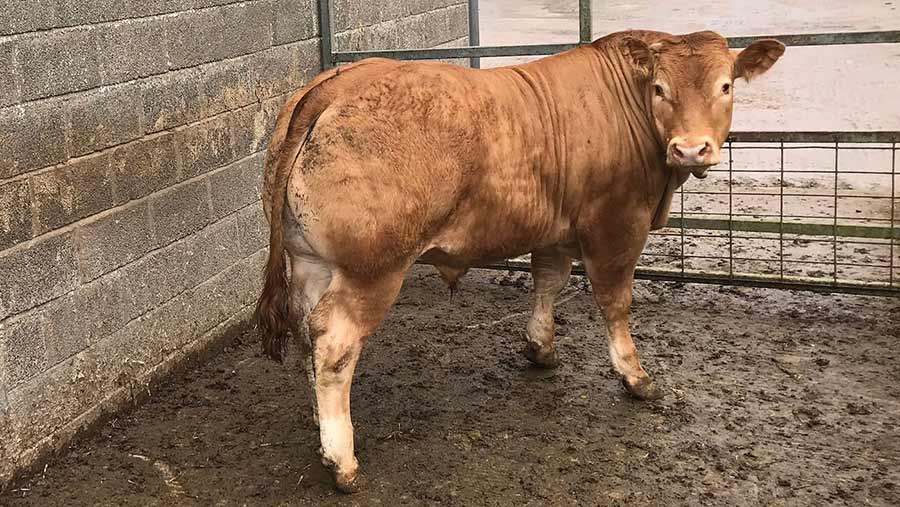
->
xmin=667 ymin=136 xmax=719 ymax=178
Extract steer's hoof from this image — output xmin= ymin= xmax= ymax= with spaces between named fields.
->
xmin=622 ymin=376 xmax=665 ymax=401
xmin=334 ymin=469 xmax=365 ymax=494
xmin=322 ymin=456 xmax=364 ymax=493
xmin=524 ymin=342 xmax=559 ymax=368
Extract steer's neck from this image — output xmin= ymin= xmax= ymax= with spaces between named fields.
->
xmin=510 ymin=45 xmax=673 ymax=222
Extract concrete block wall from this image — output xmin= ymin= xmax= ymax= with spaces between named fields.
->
xmin=0 ymin=0 xmax=468 ymax=486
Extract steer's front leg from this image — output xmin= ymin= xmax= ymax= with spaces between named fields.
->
xmin=581 ymin=240 xmax=663 ymax=401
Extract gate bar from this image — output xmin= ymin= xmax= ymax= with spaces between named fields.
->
xmin=318 ymin=0 xmax=333 ymax=69
xmin=728 ymin=131 xmax=900 ymax=143
xmin=330 ymin=29 xmax=900 ymax=63
xmin=579 ymin=0 xmax=592 ymax=44
xmin=468 ymin=0 xmax=480 ymax=68
xmin=423 ymin=259 xmax=900 ymax=297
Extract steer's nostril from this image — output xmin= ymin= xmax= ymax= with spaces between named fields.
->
xmin=698 ymin=143 xmax=708 ymax=156
xmin=672 ymin=145 xmax=684 ymax=158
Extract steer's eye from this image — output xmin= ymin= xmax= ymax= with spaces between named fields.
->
xmin=722 ymin=82 xmax=731 ymax=95
xmin=653 ymin=84 xmax=665 ymax=98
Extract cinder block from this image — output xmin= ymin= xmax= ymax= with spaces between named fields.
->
xmin=0 ymin=315 xmax=47 ymax=388
xmin=292 ymin=38 xmax=322 ymax=87
xmin=199 ymin=58 xmax=257 ymax=118
xmin=81 ymin=245 xmax=260 ymax=405
xmin=5 ymin=351 xmax=101 ymax=455
xmin=0 ymin=179 xmax=32 ymax=251
xmin=272 ymin=0 xmax=318 ymax=45
xmin=57 ymin=0 xmax=129 ymax=25
xmin=150 ymin=177 xmax=212 ymax=247
xmin=18 ymin=27 xmax=100 ymax=101
xmin=66 ymin=85 xmax=144 ymax=158
xmin=335 ymin=17 xmax=400 ymax=52
xmin=334 ymin=3 xmax=468 ymax=52
xmin=55 ymin=0 xmax=186 ymax=25
xmin=406 ymin=0 xmax=465 ymax=17
xmin=332 ymin=0 xmax=384 ymax=32
xmin=230 ymin=106 xmax=268 ymax=160
xmin=209 ymin=154 xmax=264 ymax=220
xmin=0 ymin=0 xmax=62 ymax=36
xmin=221 ymin=1 xmax=273 ymax=59
xmin=0 ymin=41 xmax=21 ymax=108
xmin=109 ymin=133 xmax=180 ymax=204
xmin=0 ymin=379 xmax=7 ymax=415
xmin=141 ymin=69 xmax=205 ymax=133
xmin=31 ymin=154 xmax=114 ymax=234
xmin=75 ymin=202 xmax=155 ymax=282
xmin=39 ymin=265 xmax=143 ymax=367
xmin=254 ymin=95 xmax=286 ymax=153
xmin=166 ymin=10 xmax=227 ymax=70
xmin=40 ymin=302 xmax=88 ymax=367
xmin=0 ymin=333 xmax=8 ymax=412
xmin=178 ymin=248 xmax=265 ymax=336
xmin=176 ymin=114 xmax=236 ymax=180
xmin=250 ymin=42 xmax=316 ymax=99
xmin=184 ymin=0 xmax=237 ymax=8
xmin=0 ymin=233 xmax=80 ymax=321
xmin=96 ymin=18 xmax=171 ymax=85
xmin=0 ymin=100 xmax=67 ymax=179
xmin=235 ymin=201 xmax=269 ymax=258
xmin=121 ymin=213 xmax=241 ymax=313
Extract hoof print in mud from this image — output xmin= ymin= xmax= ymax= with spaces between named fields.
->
xmin=623 ymin=376 xmax=665 ymax=401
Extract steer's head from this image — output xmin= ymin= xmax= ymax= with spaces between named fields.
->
xmin=621 ymin=31 xmax=785 ymax=178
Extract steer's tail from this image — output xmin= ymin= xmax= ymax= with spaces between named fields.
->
xmin=255 ymin=75 xmax=336 ymax=362
xmin=255 ymin=59 xmax=389 ymax=361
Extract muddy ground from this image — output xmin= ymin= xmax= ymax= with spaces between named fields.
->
xmin=4 ymin=266 xmax=899 ymax=506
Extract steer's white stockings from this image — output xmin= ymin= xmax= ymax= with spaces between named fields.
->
xmin=525 ymin=248 xmax=572 ymax=367
xmin=307 ymin=272 xmax=404 ymax=492
xmin=582 ymin=243 xmax=663 ymax=401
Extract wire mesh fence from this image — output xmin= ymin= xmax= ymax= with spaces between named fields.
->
xmin=475 ymin=133 xmax=899 ymax=296
xmin=636 ymin=133 xmax=899 ymax=295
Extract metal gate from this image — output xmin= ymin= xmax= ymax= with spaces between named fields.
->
xmin=316 ymin=0 xmax=900 ymax=296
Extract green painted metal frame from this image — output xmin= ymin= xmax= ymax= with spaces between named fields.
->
xmin=316 ymin=0 xmax=899 ymax=296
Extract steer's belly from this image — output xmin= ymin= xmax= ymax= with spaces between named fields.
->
xmin=420 ymin=217 xmax=579 ymax=268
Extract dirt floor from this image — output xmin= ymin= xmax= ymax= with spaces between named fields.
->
xmin=4 ymin=266 xmax=899 ymax=506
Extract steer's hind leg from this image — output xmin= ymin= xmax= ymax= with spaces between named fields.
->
xmin=288 ymin=255 xmax=332 ymax=427
xmin=309 ymin=271 xmax=404 ymax=493
xmin=524 ymin=248 xmax=572 ymax=368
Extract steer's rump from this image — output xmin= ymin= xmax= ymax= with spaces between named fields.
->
xmin=277 ymin=60 xmax=559 ymax=276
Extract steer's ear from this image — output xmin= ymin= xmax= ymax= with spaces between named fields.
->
xmin=620 ymin=37 xmax=656 ymax=78
xmin=733 ymin=39 xmax=785 ymax=81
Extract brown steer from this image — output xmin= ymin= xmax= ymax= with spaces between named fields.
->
xmin=256 ymin=30 xmax=784 ymax=492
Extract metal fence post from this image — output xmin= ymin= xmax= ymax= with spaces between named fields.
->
xmin=468 ymin=0 xmax=480 ymax=68
xmin=579 ymin=0 xmax=592 ymax=44
xmin=318 ymin=0 xmax=333 ymax=69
